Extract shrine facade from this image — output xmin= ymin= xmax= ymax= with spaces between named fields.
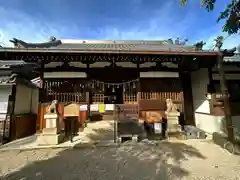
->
xmin=0 ymin=38 xmax=238 ymax=138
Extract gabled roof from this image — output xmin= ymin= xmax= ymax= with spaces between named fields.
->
xmin=6 ymin=38 xmax=205 ymax=54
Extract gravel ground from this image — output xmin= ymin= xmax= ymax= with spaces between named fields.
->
xmin=0 ymin=139 xmax=240 ymax=180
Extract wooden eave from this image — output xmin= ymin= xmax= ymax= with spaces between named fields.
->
xmin=0 ymin=47 xmax=219 ymax=56
xmin=0 ymin=48 xmax=219 ymax=69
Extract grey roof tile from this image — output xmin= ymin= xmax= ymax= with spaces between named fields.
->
xmin=223 ymin=53 xmax=240 ymax=62
xmin=51 ymin=43 xmax=195 ymax=52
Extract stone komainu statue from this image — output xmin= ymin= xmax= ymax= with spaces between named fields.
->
xmin=165 ymin=99 xmax=178 ymax=114
xmin=47 ymin=100 xmax=59 ymax=114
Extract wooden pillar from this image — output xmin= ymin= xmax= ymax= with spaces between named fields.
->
xmin=86 ymin=64 xmax=91 ymax=126
xmin=38 ymin=61 xmax=45 ymax=133
xmin=136 ymin=62 xmax=141 ymax=116
xmin=181 ymin=71 xmax=195 ymax=126
xmin=217 ymin=53 xmax=234 ymax=141
xmin=207 ymin=64 xmax=215 ymax=115
xmin=39 ymin=62 xmax=45 ymax=102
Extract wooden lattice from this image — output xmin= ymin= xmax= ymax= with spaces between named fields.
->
xmin=45 ymin=79 xmax=86 ymax=103
xmin=123 ymin=93 xmax=137 ymax=104
xmin=47 ymin=92 xmax=85 ymax=103
xmin=92 ymin=93 xmax=104 ymax=103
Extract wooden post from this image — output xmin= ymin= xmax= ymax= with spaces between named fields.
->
xmin=86 ymin=64 xmax=91 ymax=127
xmin=136 ymin=62 xmax=140 ymax=117
xmin=39 ymin=62 xmax=45 ymax=102
xmin=217 ymin=53 xmax=234 ymax=141
xmin=113 ymin=104 xmax=117 ymax=143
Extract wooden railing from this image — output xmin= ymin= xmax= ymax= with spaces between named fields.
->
xmin=138 ymin=92 xmax=184 ymax=112
xmin=47 ymin=92 xmax=86 ymax=103
xmin=139 ymin=92 xmax=183 ymax=101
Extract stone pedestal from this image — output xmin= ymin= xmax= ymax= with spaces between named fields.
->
xmin=166 ymin=111 xmax=181 ymax=134
xmin=38 ymin=113 xmax=64 ymax=145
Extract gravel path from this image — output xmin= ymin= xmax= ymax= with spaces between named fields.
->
xmin=0 ymin=140 xmax=240 ymax=180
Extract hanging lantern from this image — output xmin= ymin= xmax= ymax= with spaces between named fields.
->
xmin=133 ymin=82 xmax=136 ymax=89
xmin=102 ymin=84 xmax=105 ymax=92
xmin=112 ymin=86 xmax=115 ymax=93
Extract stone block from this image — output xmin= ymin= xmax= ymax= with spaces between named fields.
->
xmin=167 ymin=120 xmax=179 ymax=125
xmin=37 ymin=134 xmax=64 ymax=146
xmin=42 ymin=128 xmax=58 ymax=135
xmin=166 ymin=112 xmax=180 ymax=116
xmin=44 ymin=113 xmax=58 ymax=119
xmin=167 ymin=124 xmax=182 ymax=133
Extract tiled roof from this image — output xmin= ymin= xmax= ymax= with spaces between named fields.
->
xmin=223 ymin=53 xmax=240 ymax=62
xmin=7 ymin=38 xmax=200 ymax=53
xmin=51 ymin=43 xmax=196 ymax=52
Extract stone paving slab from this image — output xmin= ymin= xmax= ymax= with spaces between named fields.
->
xmin=1 ymin=139 xmax=240 ymax=180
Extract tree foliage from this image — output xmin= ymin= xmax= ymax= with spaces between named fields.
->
xmin=181 ymin=0 xmax=240 ymax=35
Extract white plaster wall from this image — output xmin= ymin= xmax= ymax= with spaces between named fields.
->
xmin=191 ymin=68 xmax=210 ymax=114
xmin=195 ymin=113 xmax=225 ymax=134
xmin=44 ymin=72 xmax=87 ymax=78
xmin=195 ymin=113 xmax=240 ymax=137
xmin=140 ymin=71 xmax=179 ymax=78
xmin=0 ymin=86 xmax=12 ymax=120
xmin=191 ymin=67 xmax=240 ymax=136
xmin=14 ymin=84 xmax=32 ymax=114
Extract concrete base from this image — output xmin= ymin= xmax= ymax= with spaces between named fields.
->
xmin=37 ymin=134 xmax=64 ymax=146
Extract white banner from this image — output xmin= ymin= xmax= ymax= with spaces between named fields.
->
xmin=80 ymin=105 xmax=88 ymax=111
xmin=0 ymin=102 xmax=8 ymax=114
xmin=154 ymin=123 xmax=162 ymax=134
xmin=105 ymin=104 xmax=114 ymax=111
xmin=90 ymin=104 xmax=99 ymax=111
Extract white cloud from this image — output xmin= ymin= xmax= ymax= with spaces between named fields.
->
xmin=0 ymin=0 xmax=238 ymax=50
xmin=0 ymin=7 xmax=65 ymax=47
xmin=204 ymin=31 xmax=240 ymax=50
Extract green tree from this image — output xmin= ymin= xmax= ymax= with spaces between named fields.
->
xmin=181 ymin=0 xmax=240 ymax=35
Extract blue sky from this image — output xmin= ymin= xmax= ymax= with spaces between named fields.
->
xmin=0 ymin=0 xmax=239 ymax=49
